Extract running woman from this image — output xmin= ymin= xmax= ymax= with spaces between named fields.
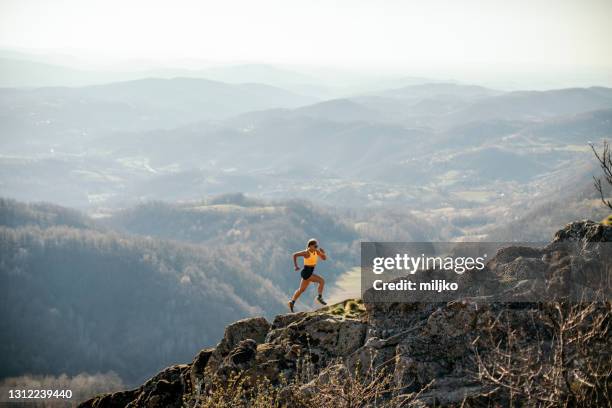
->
xmin=288 ymin=239 xmax=327 ymax=312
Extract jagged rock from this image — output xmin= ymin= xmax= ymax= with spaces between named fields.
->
xmin=394 ymin=348 xmax=447 ymax=391
xmin=495 ymin=256 xmax=548 ymax=281
xmin=480 ymin=220 xmax=612 ymax=301
xmin=215 ymin=316 xmax=271 ymax=356
xmin=271 ymin=312 xmax=309 ymax=330
xmin=422 ymin=301 xmax=479 ymax=337
xmin=346 ymin=338 xmax=397 ymax=377
xmin=266 ymin=313 xmax=367 ymax=364
xmin=228 ymin=338 xmax=257 ymax=365
xmin=80 ymin=364 xmax=190 ymax=408
xmin=131 ymin=379 xmax=181 ymax=408
xmin=79 ymin=389 xmax=140 ymax=408
xmin=491 ymin=245 xmax=544 ymax=264
xmin=189 ymin=347 xmax=213 ymax=395
xmin=299 ymin=363 xmax=349 ymax=398
xmin=128 ymin=364 xmax=190 ymax=408
xmin=206 ymin=316 xmax=271 ymax=374
xmin=553 ymin=219 xmax=612 ymax=243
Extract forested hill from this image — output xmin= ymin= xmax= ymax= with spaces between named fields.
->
xmin=0 ymin=197 xmax=97 ymax=230
xmin=99 ymin=194 xmax=359 ymax=290
xmin=0 ymin=196 xmax=361 ymax=385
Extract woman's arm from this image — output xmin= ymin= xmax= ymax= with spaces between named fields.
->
xmin=317 ymin=248 xmax=327 ymax=260
xmin=293 ymin=251 xmax=307 ymax=270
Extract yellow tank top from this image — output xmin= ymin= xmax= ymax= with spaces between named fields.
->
xmin=304 ymin=250 xmax=318 ymax=266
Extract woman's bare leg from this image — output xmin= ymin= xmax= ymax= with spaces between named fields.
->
xmin=308 ymin=274 xmax=325 ymax=295
xmin=291 ymin=279 xmax=311 ymax=302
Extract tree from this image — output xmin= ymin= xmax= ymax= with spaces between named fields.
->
xmin=590 ymin=140 xmax=612 ymax=210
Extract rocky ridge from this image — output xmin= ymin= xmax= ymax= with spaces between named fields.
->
xmin=80 ymin=220 xmax=611 ymax=407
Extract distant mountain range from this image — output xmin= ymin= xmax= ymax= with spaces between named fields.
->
xmin=0 ymin=76 xmax=317 ymax=152
xmin=1 ymin=77 xmax=611 ymax=216
xmin=0 ymin=56 xmax=320 ymax=90
xmin=0 ymin=53 xmax=444 ymax=98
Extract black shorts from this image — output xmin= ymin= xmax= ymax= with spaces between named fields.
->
xmin=300 ymin=265 xmax=315 ymax=280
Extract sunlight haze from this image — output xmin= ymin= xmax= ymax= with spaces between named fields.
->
xmin=1 ymin=0 xmax=611 ymax=76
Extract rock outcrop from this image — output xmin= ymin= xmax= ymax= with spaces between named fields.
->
xmin=79 ymin=220 xmax=611 ymax=407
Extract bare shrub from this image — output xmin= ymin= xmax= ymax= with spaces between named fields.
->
xmin=198 ymin=352 xmax=429 ymax=408
xmin=590 ymin=140 xmax=612 ymax=210
xmin=198 ymin=371 xmax=307 ymax=408
xmin=308 ymin=363 xmax=429 ymax=408
xmin=472 ymin=300 xmax=611 ymax=407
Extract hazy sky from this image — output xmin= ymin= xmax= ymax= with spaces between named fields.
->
xmin=1 ymin=0 xmax=611 ymax=74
